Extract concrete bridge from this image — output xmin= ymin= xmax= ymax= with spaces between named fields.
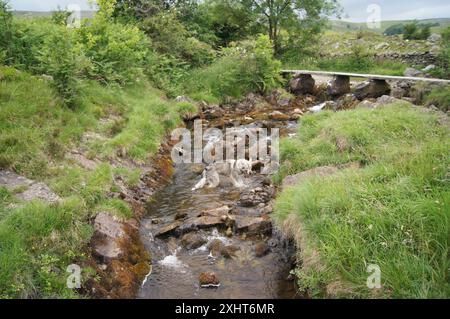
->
xmin=281 ymin=70 xmax=450 ymax=84
xmin=282 ymin=69 xmax=450 ymax=99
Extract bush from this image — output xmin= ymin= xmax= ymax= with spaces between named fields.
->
xmin=184 ymin=34 xmax=281 ymax=100
xmin=38 ymin=28 xmax=86 ymax=108
xmin=403 ymin=22 xmax=431 ymax=40
xmin=424 ymin=86 xmax=450 ymax=112
xmin=140 ymin=10 xmax=215 ymax=67
xmin=78 ymin=19 xmax=150 ymax=85
xmin=0 ymin=0 xmax=12 ymax=63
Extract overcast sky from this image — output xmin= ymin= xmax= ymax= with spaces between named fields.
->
xmin=8 ymin=0 xmax=450 ymax=22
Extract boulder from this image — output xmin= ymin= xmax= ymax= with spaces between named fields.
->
xmin=289 ymin=74 xmax=316 ymax=95
xmin=376 ymin=95 xmax=402 ymax=106
xmin=427 ymin=33 xmax=442 ymax=43
xmin=234 ymin=216 xmax=272 ymax=236
xmin=181 ymin=233 xmax=207 ymax=250
xmin=93 ymin=238 xmax=123 ymax=259
xmin=199 ymin=272 xmax=220 ymax=288
xmin=327 ymin=75 xmax=351 ymax=96
xmin=94 ymin=212 xmax=126 ymax=239
xmin=354 ymin=80 xmax=391 ymax=100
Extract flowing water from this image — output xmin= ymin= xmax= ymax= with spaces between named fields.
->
xmin=137 ymin=118 xmax=301 ymax=299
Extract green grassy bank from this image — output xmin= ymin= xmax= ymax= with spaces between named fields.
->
xmin=274 ymin=103 xmax=449 ymax=298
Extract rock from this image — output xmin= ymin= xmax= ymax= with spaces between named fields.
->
xmin=335 ymin=94 xmax=358 ymax=110
xmin=226 ymin=227 xmax=233 ymax=237
xmin=208 ymin=239 xmax=239 ymax=258
xmin=174 ymin=211 xmax=188 ymax=220
xmin=269 ymin=111 xmax=290 ymax=121
xmin=239 ymin=187 xmax=274 ymax=207
xmin=391 ymin=81 xmax=412 ymax=98
xmin=175 ymin=95 xmax=193 ymax=103
xmin=255 ymin=242 xmax=270 ymax=257
xmin=427 ymin=33 xmax=442 ymax=43
xmin=375 ymin=42 xmax=389 ymax=50
xmin=94 ymin=212 xmax=126 ymax=239
xmin=327 ymin=75 xmax=350 ymax=96
xmin=93 ymin=238 xmax=123 ymax=259
xmin=154 ymin=221 xmax=183 ymax=237
xmin=181 ymin=233 xmax=207 ymax=250
xmin=177 ymin=216 xmax=227 ymax=235
xmin=308 ymin=102 xmax=326 ymax=113
xmin=376 ymin=95 xmax=402 ymax=106
xmin=404 ymin=68 xmax=423 ymax=78
xmin=235 ymin=216 xmax=272 ymax=236
xmin=354 ymin=80 xmax=391 ymax=100
xmin=198 ymin=206 xmax=230 ymax=218
xmin=422 ymin=65 xmax=436 ymax=72
xmin=356 ymin=100 xmax=377 ymax=109
xmin=199 ymin=272 xmax=220 ymax=288
xmin=0 ymin=170 xmax=61 ymax=204
xmin=202 ymin=104 xmax=224 ymax=120
xmin=289 ymin=74 xmax=316 ymax=95
xmin=91 ymin=212 xmax=128 ymax=260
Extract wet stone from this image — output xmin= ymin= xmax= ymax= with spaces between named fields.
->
xmin=199 ymin=272 xmax=220 ymax=288
xmin=255 ymin=242 xmax=270 ymax=257
xmin=181 ymin=233 xmax=207 ymax=250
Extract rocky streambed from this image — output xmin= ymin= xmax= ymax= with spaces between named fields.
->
xmin=137 ymin=100 xmax=302 ymax=299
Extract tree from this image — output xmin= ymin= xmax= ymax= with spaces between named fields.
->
xmin=246 ymin=0 xmax=339 ymax=55
xmin=0 ymin=0 xmax=12 ymax=62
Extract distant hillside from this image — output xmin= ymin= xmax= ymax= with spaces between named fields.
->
xmin=12 ymin=10 xmax=96 ymax=19
xmin=329 ymin=18 xmax=450 ymax=34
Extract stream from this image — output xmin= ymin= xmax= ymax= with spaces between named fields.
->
xmin=137 ymin=104 xmax=301 ymax=299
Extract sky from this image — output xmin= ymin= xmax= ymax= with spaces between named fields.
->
xmin=7 ymin=0 xmax=450 ymax=22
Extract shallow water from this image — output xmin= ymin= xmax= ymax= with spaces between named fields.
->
xmin=137 ymin=121 xmax=300 ymax=299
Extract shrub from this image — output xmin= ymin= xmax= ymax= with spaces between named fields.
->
xmin=38 ymin=28 xmax=86 ymax=108
xmin=0 ymin=0 xmax=12 ymax=63
xmin=424 ymin=86 xmax=450 ymax=112
xmin=140 ymin=10 xmax=215 ymax=67
xmin=78 ymin=18 xmax=150 ymax=85
xmin=403 ymin=22 xmax=431 ymax=40
xmin=185 ymin=34 xmax=281 ymax=100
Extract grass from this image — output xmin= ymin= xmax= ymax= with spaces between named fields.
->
xmin=0 ymin=65 xmax=182 ymax=298
xmin=424 ymin=86 xmax=450 ymax=112
xmin=273 ymin=103 xmax=450 ymax=298
xmin=282 ymin=56 xmax=408 ymax=76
